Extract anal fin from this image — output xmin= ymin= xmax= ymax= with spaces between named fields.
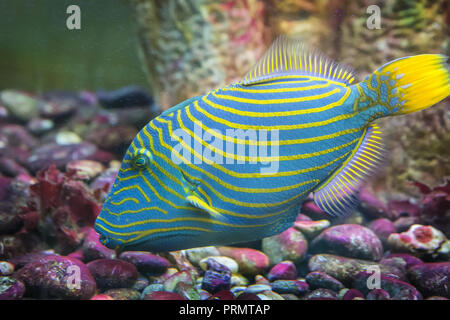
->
xmin=313 ymin=124 xmax=385 ymax=217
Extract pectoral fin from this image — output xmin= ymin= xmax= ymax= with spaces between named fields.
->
xmin=180 ymin=170 xmax=224 ymax=219
xmin=187 ymin=194 xmax=223 ymax=219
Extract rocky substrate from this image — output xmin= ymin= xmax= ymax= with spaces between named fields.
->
xmin=0 ymin=88 xmax=449 ymax=300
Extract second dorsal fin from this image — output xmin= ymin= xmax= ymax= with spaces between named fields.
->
xmin=241 ymin=36 xmax=356 ymax=86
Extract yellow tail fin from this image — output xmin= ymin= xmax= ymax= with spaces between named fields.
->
xmin=373 ymin=54 xmax=450 ymax=115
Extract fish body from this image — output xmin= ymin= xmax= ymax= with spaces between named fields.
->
xmin=95 ymin=37 xmax=450 ymax=252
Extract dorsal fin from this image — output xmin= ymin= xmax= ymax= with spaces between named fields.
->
xmin=313 ymin=124 xmax=385 ymax=217
xmin=241 ymin=35 xmax=356 ymax=86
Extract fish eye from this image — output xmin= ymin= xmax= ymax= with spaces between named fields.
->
xmin=132 ymin=148 xmax=152 ymax=170
xmin=134 ymin=155 xmax=147 ymax=168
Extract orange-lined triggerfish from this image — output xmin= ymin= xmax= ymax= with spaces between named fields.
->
xmin=95 ymin=36 xmax=450 ymax=252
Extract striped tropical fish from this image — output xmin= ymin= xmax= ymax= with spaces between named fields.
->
xmin=95 ymin=36 xmax=450 ymax=252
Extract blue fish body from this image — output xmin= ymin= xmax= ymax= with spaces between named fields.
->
xmin=95 ymin=37 xmax=450 ymax=252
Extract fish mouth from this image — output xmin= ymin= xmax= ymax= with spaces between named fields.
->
xmin=97 ymin=233 xmax=125 ymax=252
xmin=98 ymin=233 xmax=109 ymax=246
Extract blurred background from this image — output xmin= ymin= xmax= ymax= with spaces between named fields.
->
xmin=0 ymin=0 xmax=449 ymax=195
xmin=0 ymin=0 xmax=147 ymax=91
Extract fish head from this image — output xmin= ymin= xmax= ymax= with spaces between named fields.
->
xmin=94 ymin=132 xmax=186 ymax=252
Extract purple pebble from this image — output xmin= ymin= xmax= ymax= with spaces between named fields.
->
xmin=367 ymin=289 xmax=391 ymax=300
xmin=342 ymin=289 xmax=365 ymax=300
xmin=267 ymin=261 xmax=298 ymax=281
xmin=201 ymin=259 xmax=232 ymax=294
xmin=87 ymin=259 xmax=138 ymax=290
xmin=118 ymin=251 xmax=170 ymax=276
xmin=0 ymin=277 xmax=25 ymax=300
